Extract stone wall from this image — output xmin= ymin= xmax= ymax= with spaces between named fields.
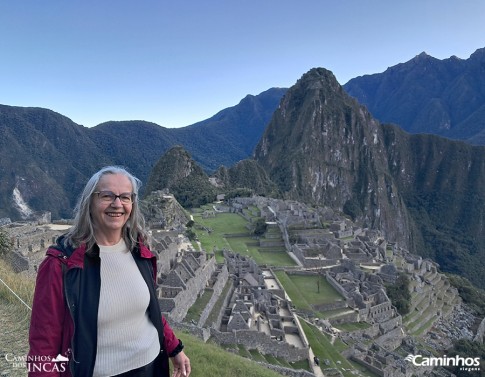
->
xmin=210 ymin=277 xmax=235 ymax=329
xmin=328 ymin=311 xmax=359 ymax=325
xmin=210 ymin=328 xmax=309 ymax=362
xmin=256 ymin=362 xmax=315 ymax=377
xmin=152 ymin=232 xmax=180 ymax=276
xmin=160 ymin=255 xmax=217 ymax=322
xmin=4 ymin=223 xmax=67 ymax=256
xmin=167 ymin=318 xmax=212 ymax=342
xmin=166 ymin=314 xmax=314 ymax=377
xmin=374 ymin=327 xmax=403 ymax=350
xmin=198 ymin=265 xmax=229 ymax=327
xmin=368 ymin=301 xmax=394 ymax=323
xmin=325 ymin=272 xmax=350 ymax=299
xmin=3 ymin=251 xmax=29 ymax=273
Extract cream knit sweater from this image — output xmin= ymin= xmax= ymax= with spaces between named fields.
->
xmin=93 ymin=239 xmax=160 ymax=377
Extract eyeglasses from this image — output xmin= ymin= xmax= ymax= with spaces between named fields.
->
xmin=93 ymin=191 xmax=135 ymax=204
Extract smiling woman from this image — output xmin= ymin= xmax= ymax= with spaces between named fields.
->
xmin=28 ymin=166 xmax=191 ymax=377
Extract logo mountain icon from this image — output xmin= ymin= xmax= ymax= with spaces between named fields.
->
xmin=52 ymin=354 xmax=69 ymax=362
xmin=404 ymin=354 xmax=416 ymax=363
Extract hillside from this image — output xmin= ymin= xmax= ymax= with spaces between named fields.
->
xmin=0 ymin=227 xmax=295 ymax=377
xmin=343 ymin=47 xmax=485 ymax=144
xmin=251 ymin=67 xmax=485 ymax=288
xmin=0 ymin=88 xmax=285 ymax=220
xmin=0 ymin=105 xmax=113 ymax=219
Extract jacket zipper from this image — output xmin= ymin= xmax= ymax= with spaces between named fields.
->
xmin=62 ymin=255 xmax=78 ymax=376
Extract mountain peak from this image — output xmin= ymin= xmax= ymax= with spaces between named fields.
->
xmin=415 ymin=51 xmax=429 ymax=58
xmin=469 ymin=46 xmax=485 ymax=61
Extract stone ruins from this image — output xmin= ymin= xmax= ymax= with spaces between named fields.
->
xmin=1 ymin=193 xmax=478 ymax=377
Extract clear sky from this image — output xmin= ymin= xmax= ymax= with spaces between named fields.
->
xmin=0 ymin=1 xmax=484 ymax=128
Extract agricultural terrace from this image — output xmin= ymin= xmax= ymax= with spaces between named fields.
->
xmin=191 ymin=205 xmax=296 ymax=267
xmin=274 ymin=271 xmax=349 ymax=319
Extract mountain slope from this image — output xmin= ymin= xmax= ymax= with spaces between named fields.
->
xmin=170 ymin=87 xmax=287 ymax=172
xmin=253 ymin=68 xmax=485 ymax=288
xmin=254 ymin=68 xmax=412 ymax=245
xmin=0 ymin=105 xmax=113 ymax=219
xmin=0 ymin=88 xmax=284 ymax=219
xmin=343 ymin=47 xmax=485 ymax=145
xmin=144 ymin=146 xmax=217 ymax=208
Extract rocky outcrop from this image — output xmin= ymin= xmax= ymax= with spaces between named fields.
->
xmin=252 ymin=68 xmax=485 ymax=289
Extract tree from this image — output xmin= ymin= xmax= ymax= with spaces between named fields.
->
xmin=386 ymin=273 xmax=411 ymax=315
xmin=252 ymin=218 xmax=267 ymax=236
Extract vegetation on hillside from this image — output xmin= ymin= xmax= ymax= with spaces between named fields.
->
xmin=446 ymin=274 xmax=485 ymax=317
xmin=385 ymin=273 xmax=411 ymax=315
xmin=445 ymin=339 xmax=485 ymax=377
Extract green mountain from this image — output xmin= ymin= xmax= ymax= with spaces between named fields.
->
xmin=251 ymin=68 xmax=485 ymax=289
xmin=170 ymin=88 xmax=287 ymax=172
xmin=0 ymin=105 xmax=113 ymax=219
xmin=343 ymin=47 xmax=485 ymax=144
xmin=145 ymin=146 xmax=217 ymax=208
xmin=0 ymin=88 xmax=284 ymax=220
xmin=212 ymin=159 xmax=279 ymax=197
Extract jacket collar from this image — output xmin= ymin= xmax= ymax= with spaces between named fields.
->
xmin=47 ymin=234 xmax=154 ymax=269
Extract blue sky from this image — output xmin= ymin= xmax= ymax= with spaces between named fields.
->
xmin=0 ymin=1 xmax=484 ymax=128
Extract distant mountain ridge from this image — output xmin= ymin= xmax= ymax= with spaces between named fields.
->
xmin=250 ymin=67 xmax=485 ymax=288
xmin=0 ymin=88 xmax=286 ymax=219
xmin=343 ymin=47 xmax=485 ymax=144
xmin=145 ymin=66 xmax=485 ymax=288
xmin=4 ymin=51 xmax=485 ymax=289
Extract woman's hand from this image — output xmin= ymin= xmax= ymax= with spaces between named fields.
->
xmin=171 ymin=350 xmax=191 ymax=377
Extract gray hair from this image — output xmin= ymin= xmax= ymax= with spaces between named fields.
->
xmin=64 ymin=166 xmax=149 ymax=252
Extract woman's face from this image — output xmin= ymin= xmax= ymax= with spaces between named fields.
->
xmin=91 ymin=173 xmax=133 ymax=243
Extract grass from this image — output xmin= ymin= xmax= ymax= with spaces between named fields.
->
xmin=274 ymin=270 xmax=345 ymax=317
xmin=204 ymin=279 xmax=232 ymax=327
xmin=301 ymin=320 xmax=379 ymax=377
xmin=0 ymin=258 xmax=35 ymax=377
xmin=334 ymin=322 xmax=371 ymax=332
xmin=184 ymin=288 xmax=213 ymax=324
xmin=179 ymin=331 xmax=287 ymax=377
xmin=300 ymin=320 xmax=357 ymax=376
xmin=192 ymin=211 xmax=296 ymax=267
xmin=0 ymin=258 xmax=35 ymax=307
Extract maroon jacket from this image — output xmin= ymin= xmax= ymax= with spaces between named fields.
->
xmin=28 ymin=236 xmax=180 ymax=376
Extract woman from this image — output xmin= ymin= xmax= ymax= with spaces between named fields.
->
xmin=28 ymin=166 xmax=191 ymax=377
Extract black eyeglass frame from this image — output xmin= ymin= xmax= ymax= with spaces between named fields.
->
xmin=92 ymin=191 xmax=135 ymax=204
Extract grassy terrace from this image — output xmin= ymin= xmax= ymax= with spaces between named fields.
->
xmin=203 ymin=279 xmax=232 ymax=327
xmin=189 ymin=205 xmax=378 ymax=375
xmin=184 ymin=288 xmax=214 ymax=324
xmin=191 ymin=207 xmax=296 ymax=266
xmin=181 ymin=331 xmax=286 ymax=377
xmin=301 ymin=320 xmax=378 ymax=377
xmin=273 ymin=270 xmax=345 ymax=318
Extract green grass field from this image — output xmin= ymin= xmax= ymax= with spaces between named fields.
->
xmin=300 ymin=320 xmax=378 ymax=377
xmin=274 ymin=270 xmax=345 ymax=317
xmin=192 ymin=210 xmax=296 ymax=267
xmin=184 ymin=288 xmax=213 ymax=324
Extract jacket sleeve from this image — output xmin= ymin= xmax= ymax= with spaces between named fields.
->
xmin=162 ymin=316 xmax=183 ymax=356
xmin=28 ymin=254 xmax=66 ymax=376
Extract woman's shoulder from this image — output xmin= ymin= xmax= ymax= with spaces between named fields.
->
xmin=137 ymin=240 xmax=155 ymax=259
xmin=40 ymin=235 xmax=86 ymax=269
